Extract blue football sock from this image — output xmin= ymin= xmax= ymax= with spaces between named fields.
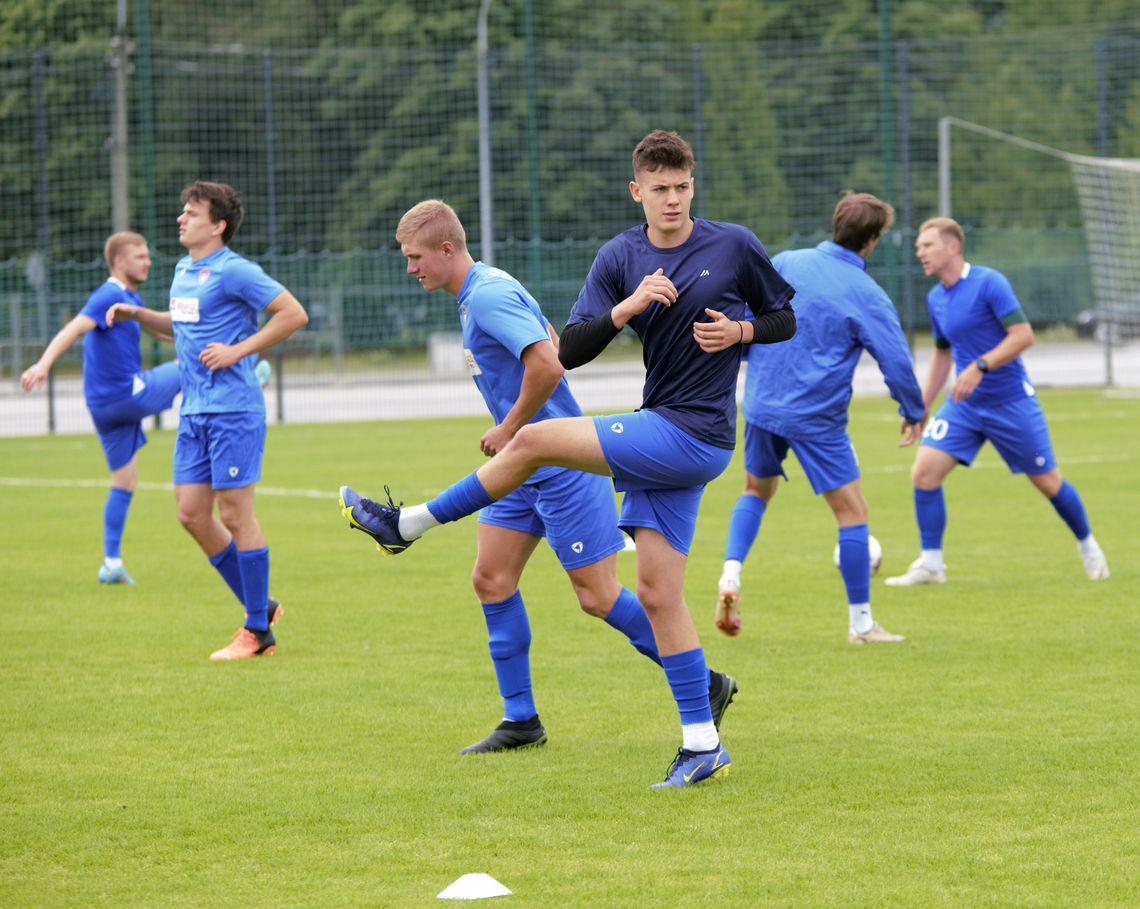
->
xmin=103 ymin=487 xmax=133 ymax=560
xmin=914 ymin=488 xmax=947 ymax=551
xmin=1049 ymin=480 xmax=1091 ymax=540
xmin=482 ymin=591 xmax=536 ymax=721
xmin=661 ymin=648 xmax=713 ymax=726
xmin=237 ymin=547 xmax=270 ymax=631
xmin=837 ymin=524 xmax=871 ymax=605
xmin=723 ymin=494 xmax=767 ymax=562
xmin=426 ymin=471 xmax=495 ymax=524
xmin=208 ymin=540 xmax=244 ymax=604
xmin=604 ymin=587 xmax=662 ymax=666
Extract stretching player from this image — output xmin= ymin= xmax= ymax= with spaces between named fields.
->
xmin=391 ymin=199 xmax=736 ymax=754
xmin=340 ymin=130 xmax=795 ymax=788
xmin=107 ymin=181 xmax=308 ymax=659
xmin=21 ymin=231 xmax=181 ymax=585
xmin=886 ymin=217 xmax=1109 ymax=586
xmin=715 ymin=192 xmax=925 ymax=643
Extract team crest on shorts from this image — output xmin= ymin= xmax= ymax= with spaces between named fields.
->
xmin=610 ymin=421 xmax=624 ymax=434
xmin=228 ymin=466 xmax=239 ymax=478
xmin=571 ymin=541 xmax=584 ymax=554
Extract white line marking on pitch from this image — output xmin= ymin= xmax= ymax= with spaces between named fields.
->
xmin=0 ymin=477 xmax=329 ymax=499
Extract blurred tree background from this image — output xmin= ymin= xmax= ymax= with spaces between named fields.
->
xmin=2 ymin=0 xmax=1138 ymax=365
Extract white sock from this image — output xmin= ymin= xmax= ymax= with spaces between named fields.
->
xmin=104 ymin=557 xmax=123 ymax=570
xmin=397 ymin=503 xmax=439 ymax=540
xmin=849 ymin=603 xmax=873 ymax=634
xmin=681 ymin=720 xmax=719 ymax=753
xmin=720 ymin=559 xmax=742 ymax=585
xmin=1078 ymin=534 xmax=1101 ymax=555
xmin=921 ymin=548 xmax=944 ymax=572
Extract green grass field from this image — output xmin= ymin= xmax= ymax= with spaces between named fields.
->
xmin=1 ymin=388 xmax=1137 ymax=908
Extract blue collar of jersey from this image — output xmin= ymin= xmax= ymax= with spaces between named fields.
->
xmin=817 ymin=240 xmax=866 ymax=271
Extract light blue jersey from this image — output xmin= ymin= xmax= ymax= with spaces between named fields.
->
xmin=927 ymin=263 xmax=1032 ymax=407
xmin=169 ymin=246 xmax=283 ymax=415
xmin=743 ymin=241 xmax=924 ymax=437
xmin=78 ymin=279 xmax=145 ymax=408
xmin=458 ymin=262 xmax=584 ymax=485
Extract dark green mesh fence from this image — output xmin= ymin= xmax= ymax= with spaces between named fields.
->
xmin=2 ymin=4 xmax=1139 ymax=431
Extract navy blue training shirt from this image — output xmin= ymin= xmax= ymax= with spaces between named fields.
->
xmin=567 ymin=218 xmax=794 ymax=449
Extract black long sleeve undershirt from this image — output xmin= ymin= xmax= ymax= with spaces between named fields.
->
xmin=749 ymin=304 xmax=796 ymax=344
xmin=558 ymin=314 xmax=621 ymax=370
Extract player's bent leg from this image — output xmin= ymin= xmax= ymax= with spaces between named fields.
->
xmin=479 ymin=416 xmax=611 ymax=497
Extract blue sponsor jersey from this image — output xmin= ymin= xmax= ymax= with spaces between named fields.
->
xmin=78 ymin=279 xmax=145 ymax=408
xmin=458 ymin=261 xmax=584 ymax=485
xmin=168 ymin=246 xmax=284 ymax=414
xmin=743 ymin=241 xmax=924 ymax=437
xmin=927 ymin=263 xmax=1033 ymax=406
xmin=568 ymin=218 xmax=794 ymax=449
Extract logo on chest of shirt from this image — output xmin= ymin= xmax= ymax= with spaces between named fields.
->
xmin=463 ymin=348 xmax=482 ymax=376
xmin=459 ymin=303 xmax=468 ymax=325
xmin=699 ymin=268 xmax=711 ymax=277
xmin=198 ymin=269 xmax=210 ymax=285
xmin=170 ymin=297 xmax=200 ymax=322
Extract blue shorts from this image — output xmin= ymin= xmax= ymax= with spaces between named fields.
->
xmin=478 ymin=468 xmax=625 ymax=571
xmin=173 ymin=412 xmax=266 ymax=488
xmin=593 ymin=410 xmax=733 ymax=555
xmin=743 ymin=421 xmax=860 ymax=495
xmin=920 ymin=394 xmax=1056 ymax=475
xmin=88 ymin=360 xmax=182 ymax=471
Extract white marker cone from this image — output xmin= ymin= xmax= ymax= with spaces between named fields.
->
xmin=437 ymin=873 xmax=512 ymax=900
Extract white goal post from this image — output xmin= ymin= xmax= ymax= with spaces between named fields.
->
xmin=938 ymin=116 xmax=1140 ymax=386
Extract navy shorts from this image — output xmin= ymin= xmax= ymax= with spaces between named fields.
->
xmin=88 ymin=360 xmax=181 ymax=471
xmin=478 ymin=467 xmax=625 ymax=571
xmin=173 ymin=411 xmax=266 ymax=488
xmin=743 ymin=421 xmax=860 ymax=494
xmin=592 ymin=410 xmax=732 ymax=555
xmin=920 ymin=393 xmax=1056 ymax=475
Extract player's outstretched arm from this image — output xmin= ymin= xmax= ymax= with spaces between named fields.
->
xmin=106 ymin=302 xmax=174 ymax=336
xmin=19 ymin=313 xmax=97 ymax=391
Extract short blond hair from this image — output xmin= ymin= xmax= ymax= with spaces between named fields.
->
xmin=103 ymin=231 xmax=147 ymax=268
xmin=918 ymin=216 xmax=965 ymax=252
xmin=396 ymin=200 xmax=467 ymax=250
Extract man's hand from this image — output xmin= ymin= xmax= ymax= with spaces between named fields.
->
xmin=105 ymin=302 xmax=140 ymax=326
xmin=479 ymin=423 xmax=514 ymax=458
xmin=899 ymin=419 xmax=924 ymax=447
xmin=614 ymin=268 xmax=677 ymax=326
xmin=950 ymin=363 xmax=983 ymax=402
xmin=19 ymin=362 xmax=48 ymax=392
xmin=199 ymin=342 xmax=243 ymax=372
xmin=693 ymin=308 xmax=744 ymax=353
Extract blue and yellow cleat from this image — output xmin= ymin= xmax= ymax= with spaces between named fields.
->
xmin=651 ymin=744 xmax=731 ymax=789
xmin=98 ymin=564 xmax=135 ymax=585
xmin=339 ymin=485 xmax=415 ymax=555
